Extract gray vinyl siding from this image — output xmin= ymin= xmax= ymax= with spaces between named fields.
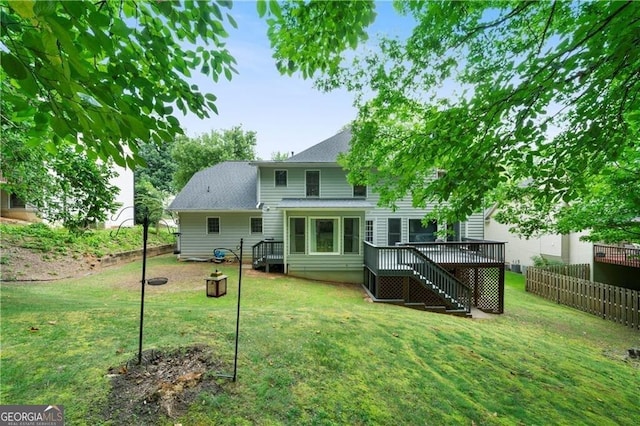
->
xmin=464 ymin=211 xmax=485 ymax=239
xmin=258 ymin=166 xmax=355 ymax=241
xmin=257 ymin=164 xmax=486 ymax=250
xmin=177 ymin=212 xmax=264 ymax=260
xmin=364 ymin=189 xmax=442 ymax=246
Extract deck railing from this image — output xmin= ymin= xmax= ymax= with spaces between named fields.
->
xmin=594 ymin=244 xmax=640 ymax=269
xmin=252 ymin=240 xmax=284 ymax=267
xmin=397 ymin=239 xmax=505 ymax=265
xmin=364 ymin=242 xmax=471 ymax=312
xmin=404 ymin=247 xmax=472 ymax=312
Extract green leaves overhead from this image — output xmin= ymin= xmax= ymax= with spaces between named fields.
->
xmin=311 ymin=1 xmax=639 ymax=238
xmin=265 ymin=0 xmax=376 ymax=79
xmin=1 ymin=0 xmax=238 ymax=166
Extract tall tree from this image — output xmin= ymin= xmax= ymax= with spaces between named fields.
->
xmin=0 ymin=0 xmax=239 ymax=167
xmin=1 ymin=0 xmax=372 ymax=168
xmin=271 ymin=151 xmax=290 ymax=161
xmin=171 ymin=125 xmax=257 ymax=191
xmin=134 ymin=140 xmax=177 ymax=194
xmin=268 ymin=1 xmax=640 ymax=240
xmin=1 ymin=94 xmax=120 ymax=230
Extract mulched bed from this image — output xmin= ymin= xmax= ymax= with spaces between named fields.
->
xmin=103 ymin=345 xmax=225 ymax=424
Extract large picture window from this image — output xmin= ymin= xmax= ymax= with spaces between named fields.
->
xmin=289 ymin=217 xmax=306 ymax=254
xmin=310 ymin=218 xmax=338 ymax=254
xmin=306 ymin=170 xmax=320 ymax=197
xmin=343 ymin=217 xmax=360 ymax=254
xmin=409 ymin=219 xmax=437 ymax=242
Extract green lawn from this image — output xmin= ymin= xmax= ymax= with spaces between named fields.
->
xmin=1 ymin=256 xmax=639 ymax=425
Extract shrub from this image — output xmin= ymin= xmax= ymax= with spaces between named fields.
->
xmin=531 ymin=255 xmax=565 ymax=267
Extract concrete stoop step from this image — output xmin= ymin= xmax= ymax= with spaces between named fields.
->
xmin=404 ymin=303 xmax=472 ymax=318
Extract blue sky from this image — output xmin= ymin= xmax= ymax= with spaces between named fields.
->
xmin=178 ymin=1 xmax=414 ymax=160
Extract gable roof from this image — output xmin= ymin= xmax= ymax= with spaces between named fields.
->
xmin=168 ymin=161 xmax=258 ymax=211
xmin=286 ymin=129 xmax=351 ymax=163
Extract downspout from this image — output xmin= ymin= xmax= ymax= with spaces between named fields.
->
xmin=283 ymin=209 xmax=288 ymax=274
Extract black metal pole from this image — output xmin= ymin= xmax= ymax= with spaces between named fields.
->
xmin=232 ymin=238 xmax=243 ymax=382
xmin=138 ymin=213 xmax=149 ymax=365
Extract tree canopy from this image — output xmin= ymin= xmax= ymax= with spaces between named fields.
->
xmin=1 ymin=0 xmax=238 ymax=168
xmin=134 ymin=139 xmax=177 ymax=194
xmin=4 ymin=0 xmax=638 ymax=242
xmin=270 ymin=1 xmax=639 ymax=241
xmin=171 ymin=125 xmax=257 ymax=191
xmin=1 ymin=93 xmax=120 ymax=230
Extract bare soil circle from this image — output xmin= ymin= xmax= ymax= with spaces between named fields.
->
xmin=103 ymin=345 xmax=225 ymax=424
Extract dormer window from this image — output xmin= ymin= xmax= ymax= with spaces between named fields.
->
xmin=353 ymin=185 xmax=367 ymax=198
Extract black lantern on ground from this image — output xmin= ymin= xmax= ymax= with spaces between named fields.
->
xmin=206 ymin=271 xmax=227 ymax=297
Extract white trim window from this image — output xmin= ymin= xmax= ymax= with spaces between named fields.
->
xmin=289 ymin=217 xmax=306 ymax=254
xmin=353 ymin=185 xmax=367 ymax=198
xmin=305 ymin=170 xmax=320 ymax=197
xmin=310 ymin=217 xmax=339 ymax=254
xmin=388 ymin=218 xmax=401 ymax=245
xmin=365 ymin=219 xmax=374 ymax=243
xmin=207 ymin=217 xmax=220 ymax=234
xmin=343 ymin=217 xmax=360 ymax=254
xmin=275 ymin=170 xmax=287 ymax=187
xmin=250 ymin=217 xmax=263 ymax=234
xmin=409 ymin=219 xmax=437 ymax=242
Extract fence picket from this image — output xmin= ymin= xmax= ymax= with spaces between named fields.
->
xmin=525 ymin=265 xmax=639 ymax=331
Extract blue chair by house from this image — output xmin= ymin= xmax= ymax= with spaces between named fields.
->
xmin=213 ymin=249 xmax=225 ymax=263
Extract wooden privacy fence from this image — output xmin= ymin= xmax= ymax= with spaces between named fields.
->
xmin=526 ymin=266 xmax=639 ymax=330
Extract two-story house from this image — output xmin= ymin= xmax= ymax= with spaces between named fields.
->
xmin=169 ymin=130 xmax=505 ymax=314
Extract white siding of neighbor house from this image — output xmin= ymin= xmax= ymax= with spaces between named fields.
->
xmin=105 ymin=165 xmax=135 ymax=228
xmin=177 ymin=211 xmax=264 ymax=260
xmin=484 ymin=210 xmax=593 ymax=269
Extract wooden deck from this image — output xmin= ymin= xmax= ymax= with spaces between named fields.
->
xmin=594 ymin=244 xmax=640 ymax=269
xmin=251 ymin=239 xmax=506 ymax=314
xmin=364 ymin=241 xmax=505 ymax=314
xmin=367 ymin=241 xmax=505 ymax=274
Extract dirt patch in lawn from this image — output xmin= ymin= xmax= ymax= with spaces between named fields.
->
xmin=104 ymin=345 xmax=225 ymax=424
xmin=0 ymin=245 xmax=99 ymax=281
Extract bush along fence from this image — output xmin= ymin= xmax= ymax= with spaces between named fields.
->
xmin=526 ymin=265 xmax=639 ymax=331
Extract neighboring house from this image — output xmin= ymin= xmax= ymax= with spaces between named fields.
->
xmin=0 ymin=190 xmax=38 ymax=222
xmin=484 ymin=206 xmax=640 ymax=290
xmin=170 ymin=130 xmax=506 ymax=315
xmin=484 ymin=205 xmax=593 ymax=274
xmin=104 ymin=165 xmax=135 ymax=228
xmin=0 ymin=165 xmax=134 ymax=228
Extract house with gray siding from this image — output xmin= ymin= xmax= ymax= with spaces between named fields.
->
xmin=171 ymin=130 xmax=483 ymax=277
xmin=170 ymin=130 xmax=505 ymax=314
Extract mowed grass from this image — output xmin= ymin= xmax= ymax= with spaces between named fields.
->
xmin=1 ymin=255 xmax=639 ymax=425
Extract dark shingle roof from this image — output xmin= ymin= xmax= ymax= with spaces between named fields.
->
xmin=168 ymin=162 xmax=258 ymax=211
xmin=286 ymin=129 xmax=351 ymax=163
